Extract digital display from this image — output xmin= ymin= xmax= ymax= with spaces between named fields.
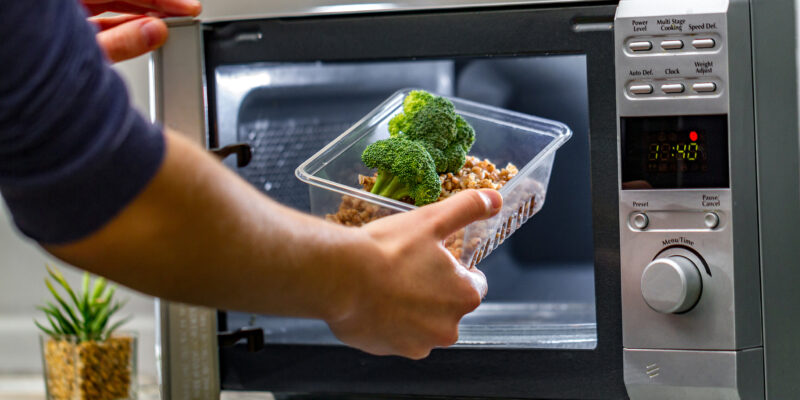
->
xmin=622 ymin=115 xmax=729 ymax=189
xmin=645 ymin=130 xmax=708 ymax=173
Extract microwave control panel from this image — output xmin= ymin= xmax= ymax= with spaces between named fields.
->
xmin=615 ymin=1 xmax=763 ymax=398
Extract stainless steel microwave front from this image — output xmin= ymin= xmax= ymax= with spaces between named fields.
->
xmin=615 ymin=0 xmax=763 ymax=398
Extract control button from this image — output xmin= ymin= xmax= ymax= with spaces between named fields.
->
xmin=629 ymin=41 xmax=653 ymax=52
xmin=661 ymin=83 xmax=685 ymax=94
xmin=631 ymin=213 xmax=649 ymax=230
xmin=692 ymin=38 xmax=716 ymax=49
xmin=629 ymin=84 xmax=654 ymax=95
xmin=641 ymin=254 xmax=702 ymax=314
xmin=660 ymin=40 xmax=684 ymax=50
xmin=704 ymin=212 xmax=720 ymax=229
xmin=692 ymin=82 xmax=717 ymax=93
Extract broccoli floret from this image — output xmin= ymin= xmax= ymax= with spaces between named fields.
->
xmin=443 ymin=143 xmax=467 ymax=173
xmin=455 ymin=115 xmax=476 ymax=152
xmin=365 ymin=90 xmax=478 ymax=203
xmin=388 ymin=90 xmax=434 ymax=137
xmin=388 ymin=113 xmax=407 ymax=137
xmin=420 ymin=142 xmax=466 ymax=174
xmin=422 ymin=144 xmax=447 ymax=174
xmin=403 ymin=90 xmax=434 ymax=115
xmin=405 ymin=97 xmax=457 ymax=148
xmin=362 ymin=136 xmax=441 ymax=206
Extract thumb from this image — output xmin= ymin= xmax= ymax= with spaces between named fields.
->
xmin=96 ymin=17 xmax=168 ymax=63
xmin=416 ymin=189 xmax=503 ymax=239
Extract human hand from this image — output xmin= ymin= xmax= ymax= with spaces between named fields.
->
xmin=83 ymin=0 xmax=202 ymax=63
xmin=328 ymin=189 xmax=503 ymax=359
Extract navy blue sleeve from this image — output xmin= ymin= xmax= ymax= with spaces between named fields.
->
xmin=0 ymin=0 xmax=165 ymax=244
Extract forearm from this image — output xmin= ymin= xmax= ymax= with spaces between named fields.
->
xmin=45 ymin=131 xmax=365 ymax=321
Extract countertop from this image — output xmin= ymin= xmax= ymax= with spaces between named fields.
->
xmin=0 ymin=375 xmax=276 ymax=400
xmin=0 ymin=375 xmax=160 ymax=400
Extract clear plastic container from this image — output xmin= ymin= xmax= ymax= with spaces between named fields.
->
xmin=296 ymin=89 xmax=572 ymax=267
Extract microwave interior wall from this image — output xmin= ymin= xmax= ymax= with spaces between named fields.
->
xmin=213 ymin=55 xmax=597 ymax=349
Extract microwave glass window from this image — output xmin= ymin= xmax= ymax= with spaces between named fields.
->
xmin=621 ymin=115 xmax=730 ymax=189
xmin=213 ymin=55 xmax=596 ymax=349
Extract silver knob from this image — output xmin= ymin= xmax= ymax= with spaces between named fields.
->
xmin=641 ymin=255 xmax=702 ymax=314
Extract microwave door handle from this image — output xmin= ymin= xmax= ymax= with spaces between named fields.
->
xmin=218 ymin=326 xmax=264 ymax=353
xmin=210 ymin=143 xmax=253 ymax=168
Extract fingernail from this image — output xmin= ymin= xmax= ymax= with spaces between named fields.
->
xmin=140 ymin=20 xmax=163 ymax=48
xmin=478 ymin=190 xmax=502 ymax=213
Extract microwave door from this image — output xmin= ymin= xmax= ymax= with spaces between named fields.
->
xmin=213 ymin=61 xmax=455 ymax=211
xmin=204 ymin=4 xmax=621 ymax=399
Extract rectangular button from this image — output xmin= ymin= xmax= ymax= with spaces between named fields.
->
xmin=660 ymin=40 xmax=684 ymax=50
xmin=629 ymin=41 xmax=653 ymax=52
xmin=692 ymin=38 xmax=716 ymax=49
xmin=661 ymin=83 xmax=685 ymax=93
xmin=692 ymin=82 xmax=717 ymax=92
xmin=630 ymin=84 xmax=654 ymax=94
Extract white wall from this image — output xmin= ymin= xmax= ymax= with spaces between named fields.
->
xmin=0 ymin=55 xmax=157 ymax=379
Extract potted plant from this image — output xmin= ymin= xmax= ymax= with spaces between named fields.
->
xmin=35 ymin=265 xmax=136 ymax=400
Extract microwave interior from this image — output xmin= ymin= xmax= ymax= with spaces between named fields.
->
xmin=203 ymin=5 xmax=620 ymax=397
xmin=214 ymin=54 xmax=597 ymax=349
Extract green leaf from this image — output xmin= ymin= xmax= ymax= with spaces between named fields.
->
xmin=90 ymin=285 xmax=114 ymax=318
xmin=43 ymin=304 xmax=76 ymax=335
xmin=90 ymin=298 xmax=109 ymax=322
xmin=80 ymin=272 xmax=90 ymax=317
xmin=44 ymin=306 xmax=75 ymax=335
xmin=90 ymin=277 xmax=107 ymax=303
xmin=91 ymin=285 xmax=116 ymax=319
xmin=36 ymin=305 xmax=57 ymax=317
xmin=46 ymin=265 xmax=81 ymax=313
xmin=44 ymin=314 xmax=64 ymax=335
xmin=90 ymin=299 xmax=126 ymax=334
xmin=34 ymin=319 xmax=58 ymax=337
xmin=103 ymin=315 xmax=133 ymax=340
xmin=100 ymin=285 xmax=116 ymax=304
xmin=44 ymin=280 xmax=82 ymax=332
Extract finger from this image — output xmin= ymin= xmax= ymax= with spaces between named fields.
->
xmin=466 ymin=266 xmax=488 ymax=300
xmin=621 ymin=180 xmax=653 ymax=190
xmin=90 ymin=14 xmax=148 ymax=31
xmin=85 ymin=3 xmax=168 ymax=16
xmin=402 ymin=347 xmax=432 ymax=360
xmin=418 ymin=189 xmax=502 ymax=240
xmin=439 ymin=242 xmax=488 ymax=299
xmin=84 ymin=0 xmax=201 ymax=16
xmin=96 ymin=17 xmax=168 ymax=63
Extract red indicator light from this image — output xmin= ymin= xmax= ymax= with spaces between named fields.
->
xmin=690 ymin=131 xmax=698 ymax=141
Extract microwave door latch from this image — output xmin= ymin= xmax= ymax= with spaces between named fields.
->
xmin=218 ymin=326 xmax=265 ymax=353
xmin=210 ymin=143 xmax=253 ymax=168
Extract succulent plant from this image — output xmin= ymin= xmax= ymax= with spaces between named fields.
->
xmin=34 ymin=265 xmax=130 ymax=342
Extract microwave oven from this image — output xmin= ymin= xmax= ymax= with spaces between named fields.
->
xmin=150 ymin=0 xmax=800 ymax=398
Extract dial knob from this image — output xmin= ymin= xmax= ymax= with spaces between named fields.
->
xmin=641 ymin=255 xmax=702 ymax=314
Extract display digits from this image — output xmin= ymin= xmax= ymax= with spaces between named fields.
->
xmin=648 ymin=143 xmax=660 ymax=161
xmin=644 ymin=130 xmax=707 ymax=172
xmin=688 ymin=142 xmax=698 ymax=161
xmin=676 ymin=143 xmax=686 ymax=159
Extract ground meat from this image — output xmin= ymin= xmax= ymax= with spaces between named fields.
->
xmin=326 ymin=156 xmax=531 ymax=267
